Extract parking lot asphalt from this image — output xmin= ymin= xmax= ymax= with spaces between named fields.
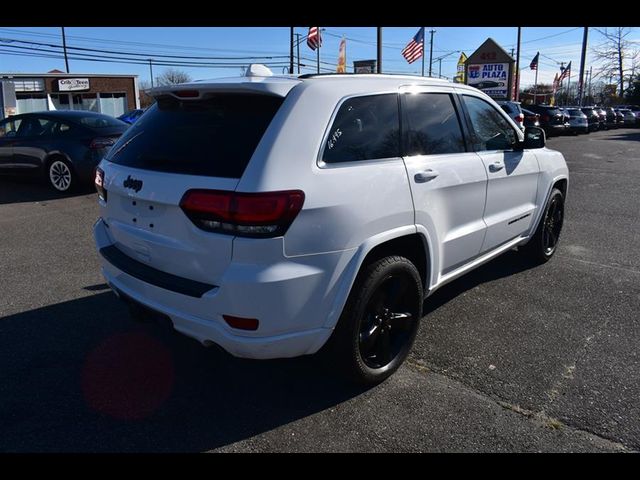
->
xmin=0 ymin=128 xmax=638 ymax=452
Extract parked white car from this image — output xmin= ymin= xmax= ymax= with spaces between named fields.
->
xmin=93 ymin=66 xmax=569 ymax=384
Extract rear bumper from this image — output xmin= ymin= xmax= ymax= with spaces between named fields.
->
xmin=544 ymin=124 xmax=567 ymax=136
xmin=94 ymin=217 xmax=344 ymax=359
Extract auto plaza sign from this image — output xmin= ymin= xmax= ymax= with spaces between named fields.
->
xmin=464 ymin=38 xmax=515 ymax=100
xmin=58 ymin=78 xmax=90 ymax=91
xmin=467 ymin=63 xmax=509 ymax=97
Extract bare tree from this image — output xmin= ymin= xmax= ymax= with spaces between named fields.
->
xmin=156 ymin=68 xmax=192 ymax=86
xmin=138 ymin=80 xmax=155 ymax=109
xmin=592 ymin=27 xmax=638 ymax=98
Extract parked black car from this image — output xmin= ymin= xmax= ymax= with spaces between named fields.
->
xmin=581 ymin=107 xmax=601 ymax=132
xmin=594 ymin=107 xmax=608 ymax=129
xmin=525 ymin=105 xmax=568 ymax=137
xmin=521 ymin=108 xmax=540 ymax=128
xmin=0 ymin=111 xmax=128 ymax=192
xmin=604 ymin=107 xmax=618 ymax=129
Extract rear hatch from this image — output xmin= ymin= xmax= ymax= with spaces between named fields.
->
xmin=547 ymin=108 xmax=565 ymax=125
xmin=98 ymin=87 xmax=290 ymax=286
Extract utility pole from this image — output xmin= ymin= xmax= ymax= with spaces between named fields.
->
xmin=149 ymin=59 xmax=154 ymax=88
xmin=317 ymin=34 xmax=320 ymax=74
xmin=438 ymin=58 xmax=442 ymax=78
xmin=588 ymin=66 xmax=593 ymax=103
xmin=578 ymin=27 xmax=588 ymax=106
xmin=515 ymin=27 xmax=521 ymax=101
xmin=377 ymin=27 xmax=382 ymax=73
xmin=289 ymin=27 xmax=294 ymax=74
xmin=428 ymin=29 xmax=436 ymax=77
xmin=295 ymin=33 xmax=301 ymax=74
xmin=61 ymin=27 xmax=70 ymax=73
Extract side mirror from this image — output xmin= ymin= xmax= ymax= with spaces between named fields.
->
xmin=522 ymin=126 xmax=545 ymax=149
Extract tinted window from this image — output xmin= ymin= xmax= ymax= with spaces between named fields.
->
xmin=107 ymin=94 xmax=283 ymax=178
xmin=0 ymin=118 xmax=22 ymax=138
xmin=462 ymin=96 xmax=518 ymax=151
xmin=52 ymin=122 xmax=77 ymax=137
xmin=78 ymin=114 xmax=126 ymax=129
xmin=322 ymin=94 xmax=400 ymax=163
xmin=16 ymin=117 xmax=57 ymax=137
xmin=403 ymin=93 xmax=466 ymax=156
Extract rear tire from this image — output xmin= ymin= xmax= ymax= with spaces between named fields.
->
xmin=47 ymin=158 xmax=76 ymax=193
xmin=326 ymin=255 xmax=423 ymax=386
xmin=522 ymin=188 xmax=565 ymax=264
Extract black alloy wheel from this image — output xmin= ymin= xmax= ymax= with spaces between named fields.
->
xmin=327 ymin=255 xmax=423 ymax=385
xmin=542 ymin=192 xmax=564 ymax=256
xmin=358 ymin=274 xmax=416 ymax=369
xmin=522 ymin=187 xmax=565 ymax=263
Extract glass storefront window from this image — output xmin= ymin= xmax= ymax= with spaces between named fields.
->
xmin=99 ymin=93 xmax=127 ymax=118
xmin=16 ymin=94 xmax=48 ymax=114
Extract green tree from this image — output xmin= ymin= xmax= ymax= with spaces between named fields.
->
xmin=625 ymin=75 xmax=640 ymax=104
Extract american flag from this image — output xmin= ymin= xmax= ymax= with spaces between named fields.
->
xmin=307 ymin=27 xmax=322 ymax=51
xmin=530 ymin=52 xmax=539 ymax=70
xmin=402 ymin=27 xmax=425 ymax=64
xmin=558 ymin=61 xmax=572 ymax=82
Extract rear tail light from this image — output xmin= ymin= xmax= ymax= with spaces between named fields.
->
xmin=89 ymin=137 xmax=116 ymax=150
xmin=94 ymin=166 xmax=107 ymax=202
xmin=180 ymin=189 xmax=305 ymax=238
xmin=517 ymin=114 xmax=524 ymax=124
xmin=541 ymin=115 xmax=550 ymax=122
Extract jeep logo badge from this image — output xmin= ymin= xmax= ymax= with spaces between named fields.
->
xmin=123 ymin=175 xmax=143 ymax=193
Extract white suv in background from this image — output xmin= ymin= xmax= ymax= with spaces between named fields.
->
xmin=93 ymin=66 xmax=568 ymax=385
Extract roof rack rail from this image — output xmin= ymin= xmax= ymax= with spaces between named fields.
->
xmin=298 ymin=72 xmax=449 ymax=81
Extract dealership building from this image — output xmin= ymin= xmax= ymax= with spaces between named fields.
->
xmin=0 ymin=71 xmax=140 ymax=120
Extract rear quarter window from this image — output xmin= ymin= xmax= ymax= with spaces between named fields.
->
xmin=321 ymin=93 xmax=400 ymax=163
xmin=106 ymin=94 xmax=284 ymax=178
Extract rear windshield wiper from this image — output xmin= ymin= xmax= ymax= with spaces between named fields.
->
xmin=109 ymin=131 xmax=144 ymax=160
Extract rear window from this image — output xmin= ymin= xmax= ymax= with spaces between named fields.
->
xmin=568 ymin=109 xmax=581 ymax=115
xmin=106 ymin=94 xmax=283 ymax=178
xmin=78 ymin=114 xmax=126 ymax=128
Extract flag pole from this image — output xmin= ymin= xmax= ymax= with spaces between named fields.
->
xmin=534 ymin=65 xmax=539 ymax=104
xmin=566 ymin=68 xmax=571 ymax=106
xmin=317 ymin=28 xmax=321 ymax=74
xmin=421 ymin=27 xmax=425 ymax=76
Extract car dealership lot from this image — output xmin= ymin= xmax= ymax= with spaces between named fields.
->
xmin=1 ymin=128 xmax=638 ymax=452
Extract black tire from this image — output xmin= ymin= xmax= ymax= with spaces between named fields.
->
xmin=326 ymin=255 xmax=423 ymax=386
xmin=522 ymin=188 xmax=565 ymax=264
xmin=46 ymin=157 xmax=76 ymax=193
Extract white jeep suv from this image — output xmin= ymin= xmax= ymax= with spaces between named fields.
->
xmin=93 ymin=66 xmax=568 ymax=385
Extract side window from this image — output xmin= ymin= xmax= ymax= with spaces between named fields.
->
xmin=52 ymin=122 xmax=75 ymax=137
xmin=403 ymin=93 xmax=466 ymax=156
xmin=16 ymin=117 xmax=56 ymax=137
xmin=0 ymin=118 xmax=22 ymax=138
xmin=462 ymin=95 xmax=518 ymax=151
xmin=322 ymin=94 xmax=400 ymax=163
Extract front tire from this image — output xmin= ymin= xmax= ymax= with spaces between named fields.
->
xmin=47 ymin=158 xmax=75 ymax=192
xmin=328 ymin=256 xmax=423 ymax=386
xmin=522 ymin=188 xmax=565 ymax=264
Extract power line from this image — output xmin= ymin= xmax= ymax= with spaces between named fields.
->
xmin=0 ymin=27 xmax=290 ymax=57
xmin=0 ymin=37 xmax=289 ymax=61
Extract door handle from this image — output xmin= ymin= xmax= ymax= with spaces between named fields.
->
xmin=414 ymin=169 xmax=439 ymax=183
xmin=489 ymin=161 xmax=504 ymax=172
